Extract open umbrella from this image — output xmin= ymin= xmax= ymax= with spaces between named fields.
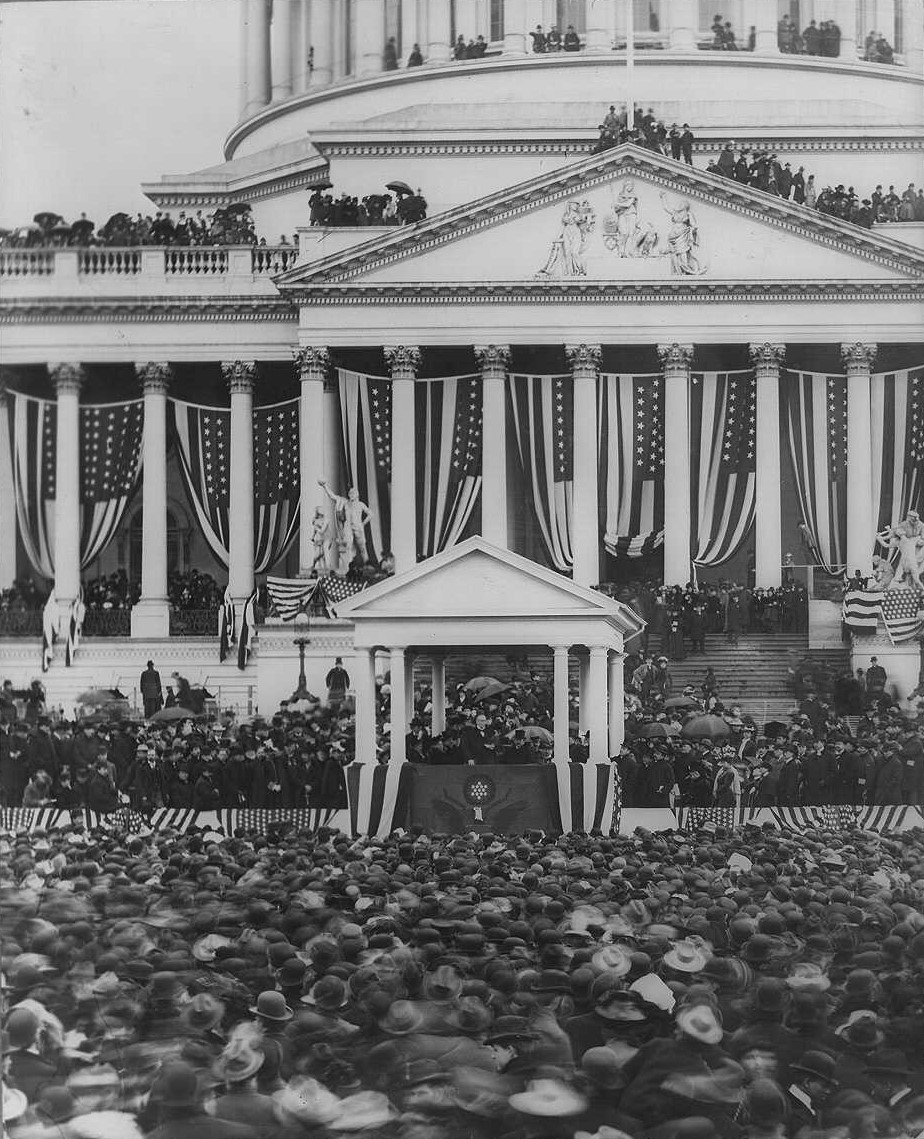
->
xmin=504 ymin=725 xmax=553 ymax=744
xmin=385 ymin=180 xmax=414 ymax=196
xmin=634 ymin=722 xmax=680 ymax=738
xmin=33 ymin=212 xmax=63 ymax=231
xmin=463 ymin=676 xmax=503 ymax=692
xmin=149 ymin=706 xmax=204 ymax=723
xmin=664 ymin=695 xmax=701 ymax=710
xmin=76 ymin=688 xmax=126 ymax=705
xmin=681 ymin=714 xmax=731 ymax=740
xmin=310 ymin=179 xmax=334 ymax=191
xmin=49 ymin=224 xmax=72 ymax=238
xmin=70 ymin=218 xmax=95 ymax=236
xmin=473 ymin=680 xmax=510 ymax=703
xmin=226 ymin=202 xmax=253 ymax=215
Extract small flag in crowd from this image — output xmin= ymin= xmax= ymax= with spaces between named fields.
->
xmin=842 ymin=590 xmax=883 ymax=632
xmin=41 ymin=591 xmax=58 ymax=672
xmin=879 ymin=588 xmax=924 ymax=644
xmin=64 ymin=587 xmax=85 ymax=667
xmin=218 ymin=586 xmax=235 ymax=662
xmin=237 ymin=588 xmax=258 ymax=670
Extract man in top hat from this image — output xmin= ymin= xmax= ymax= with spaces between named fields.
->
xmin=326 ymin=656 xmax=350 ymax=709
xmin=140 ymin=659 xmax=163 ymax=718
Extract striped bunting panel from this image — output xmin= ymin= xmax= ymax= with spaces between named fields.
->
xmin=0 ymin=807 xmax=68 ymax=832
xmin=842 ymin=590 xmax=883 ymax=632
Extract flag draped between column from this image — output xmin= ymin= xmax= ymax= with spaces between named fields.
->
xmin=871 ymin=366 xmax=924 ymax=548
xmin=338 ymin=370 xmax=392 ymax=564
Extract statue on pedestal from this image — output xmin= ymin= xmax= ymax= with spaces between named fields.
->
xmin=318 ymin=480 xmax=373 ymax=575
xmin=309 ymin=507 xmax=331 ymax=574
xmin=869 ymin=554 xmax=895 ymax=592
xmin=876 ymin=512 xmax=924 ymax=590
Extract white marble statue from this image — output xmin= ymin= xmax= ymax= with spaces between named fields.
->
xmin=869 ymin=554 xmax=895 ymax=592
xmin=660 ymin=192 xmax=706 ymax=276
xmin=876 ymin=517 xmax=924 ymax=590
xmin=318 ymin=479 xmax=373 ymax=573
xmin=537 ymin=199 xmax=596 ymax=278
xmin=309 ymin=507 xmax=330 ymax=574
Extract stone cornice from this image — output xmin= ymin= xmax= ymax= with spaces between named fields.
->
xmin=277 ymin=146 xmax=924 ymax=288
xmin=0 ymin=297 xmax=298 ymax=324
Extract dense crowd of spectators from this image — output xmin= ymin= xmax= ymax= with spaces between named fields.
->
xmin=2 ymin=798 xmax=924 ymax=1138
xmin=0 ymin=572 xmax=226 ymax=619
xmin=1 ymin=207 xmax=264 ymax=249
xmin=0 ymin=580 xmax=49 ymax=613
xmin=308 ymin=188 xmax=428 ymax=227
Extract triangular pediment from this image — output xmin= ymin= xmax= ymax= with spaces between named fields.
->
xmin=336 ymin=538 xmax=642 ymax=632
xmin=278 ymin=145 xmax=924 ymax=293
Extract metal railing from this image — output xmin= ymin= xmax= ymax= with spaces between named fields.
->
xmin=169 ymin=608 xmax=217 ymax=636
xmin=81 ymin=609 xmax=132 ymax=637
xmin=0 ymin=609 xmax=43 ymax=636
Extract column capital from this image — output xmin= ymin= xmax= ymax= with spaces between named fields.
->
xmin=134 ymin=362 xmax=173 ymax=395
xmin=657 ymin=343 xmax=694 ymax=370
xmin=48 ymin=363 xmax=86 ymax=395
xmin=294 ymin=345 xmax=331 ymax=382
xmin=221 ymin=360 xmax=256 ymax=394
xmin=474 ymin=344 xmax=511 ymax=374
xmin=565 ymin=344 xmax=602 ymax=374
xmin=748 ymin=343 xmax=786 ymax=371
xmin=841 ymin=343 xmax=878 ymax=373
xmin=384 ymin=345 xmax=421 ymax=378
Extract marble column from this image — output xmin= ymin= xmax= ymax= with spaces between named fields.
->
xmin=0 ymin=383 xmax=15 ymax=590
xmin=271 ymin=0 xmax=294 ymax=99
xmin=503 ymin=0 xmax=527 ymax=54
xmin=222 ymin=361 xmax=257 ymax=606
xmin=401 ymin=0 xmax=419 ymax=64
xmin=356 ymin=0 xmax=387 ymax=75
xmin=608 ymin=650 xmax=624 ymax=757
xmin=567 ymin=344 xmax=601 ymax=587
xmin=428 ymin=0 xmax=453 ymax=62
xmin=578 ymin=652 xmax=590 ymax=733
xmin=750 ymin=343 xmax=786 ymax=589
xmin=292 ymin=0 xmax=309 ymax=92
xmin=837 ymin=0 xmax=859 ymax=58
xmin=658 ymin=344 xmax=693 ymax=587
xmin=553 ymin=645 xmax=570 ymax=764
xmin=906 ymin=0 xmax=924 ymax=74
xmin=354 ymin=648 xmax=378 ymax=763
xmin=131 ymin=363 xmax=173 ymax=638
xmin=587 ymin=645 xmax=609 ymax=764
xmin=309 ymin=0 xmax=334 ymax=85
xmin=431 ymin=655 xmax=446 ymax=736
xmin=474 ymin=345 xmax=510 ymax=548
xmin=754 ymin=0 xmax=781 ymax=53
xmin=295 ymin=347 xmax=331 ymax=576
xmin=49 ymin=364 xmax=84 ymax=616
xmin=843 ymin=342 xmax=877 ymax=577
xmin=404 ymin=651 xmax=416 ymax=724
xmin=667 ymin=0 xmax=698 ymax=49
xmin=389 ymin=646 xmax=407 ymax=763
xmin=585 ymin=0 xmax=611 ymax=51
xmin=385 ymin=346 xmax=420 ymax=573
xmin=241 ymin=0 xmax=272 ymax=117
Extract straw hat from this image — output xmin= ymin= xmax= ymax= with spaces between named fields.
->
xmin=786 ymin=962 xmax=830 ymax=992
xmin=327 ymin=1090 xmax=397 ymax=1131
xmin=214 ymin=1037 xmax=264 ymax=1084
xmin=508 ymin=1078 xmax=589 ymax=1118
xmin=273 ymin=1077 xmax=342 ymax=1126
xmin=662 ymin=940 xmax=709 ymax=974
xmin=676 ymin=1003 xmax=723 ymax=1044
xmin=591 ymin=943 xmax=632 ymax=976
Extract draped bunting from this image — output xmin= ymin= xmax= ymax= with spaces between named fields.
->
xmin=266 ymin=575 xmax=366 ymax=621
xmin=169 ymin=397 xmax=300 ymax=573
xmin=690 ymin=370 xmax=757 ymax=567
xmin=416 ymin=375 xmax=483 ymax=558
xmin=783 ymin=371 xmax=848 ymax=574
xmin=9 ymin=390 xmax=143 ymax=579
xmin=871 ymin=366 xmax=924 ymax=547
xmin=598 ymin=372 xmax=664 ymax=558
xmin=509 ymin=374 xmax=573 ymax=572
xmin=338 ymin=370 xmax=392 ymax=563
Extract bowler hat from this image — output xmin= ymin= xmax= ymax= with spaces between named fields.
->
xmin=250 ymin=990 xmax=294 ymax=1022
xmin=791 ymin=1050 xmax=838 ymax=1084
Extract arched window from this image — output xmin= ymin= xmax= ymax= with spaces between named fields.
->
xmin=129 ymin=511 xmax=181 ymax=583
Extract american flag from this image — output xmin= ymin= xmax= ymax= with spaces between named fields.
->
xmin=0 ymin=807 xmax=68 ymax=832
xmin=418 ymin=375 xmax=482 ymax=557
xmin=266 ymin=575 xmax=366 ymax=621
xmin=880 ymin=588 xmax=924 ymax=643
xmin=842 ymin=589 xmax=884 ymax=632
xmin=784 ymin=372 xmax=848 ymax=574
xmin=871 ymin=367 xmax=924 ymax=557
xmin=600 ymin=373 xmax=664 ymax=558
xmin=691 ymin=371 xmax=757 ymax=568
xmin=253 ymin=399 xmax=300 ymax=572
xmin=320 ymin=575 xmax=367 ymax=610
xmin=170 ymin=399 xmax=231 ymax=566
xmin=509 ymin=374 xmax=573 ymax=572
xmin=339 ymin=371 xmax=392 ymax=563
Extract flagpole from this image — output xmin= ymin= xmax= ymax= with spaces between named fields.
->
xmin=625 ymin=0 xmax=635 ymax=134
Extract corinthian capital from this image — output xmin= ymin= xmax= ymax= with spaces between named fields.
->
xmin=840 ymin=343 xmax=878 ymax=373
xmin=48 ymin=363 xmax=86 ymax=395
xmin=565 ymin=344 xmax=602 ymax=374
xmin=656 ymin=344 xmax=694 ymax=371
xmin=384 ymin=346 xmax=421 ymax=378
xmin=135 ymin=362 xmax=173 ymax=395
xmin=294 ymin=346 xmax=331 ymax=382
xmin=221 ymin=360 xmax=256 ymax=395
xmin=474 ymin=345 xmax=511 ymax=374
xmin=748 ymin=344 xmax=786 ymax=375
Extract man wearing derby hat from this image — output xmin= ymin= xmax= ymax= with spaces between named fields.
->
xmin=864 ymin=1048 xmax=918 ymax=1111
xmin=146 ymin=1060 xmax=253 ymax=1139
xmin=248 ymin=990 xmax=294 ymax=1089
xmin=786 ymin=1050 xmax=839 ymax=1132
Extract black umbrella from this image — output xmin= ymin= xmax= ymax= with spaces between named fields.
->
xmin=385 ymin=180 xmax=414 ymax=196
xmin=226 ymin=202 xmax=253 ymax=215
xmin=49 ymin=224 xmax=72 ymax=238
xmin=33 ymin=211 xmax=63 ymax=230
xmin=311 ymin=179 xmax=333 ymax=191
xmin=71 ymin=218 xmax=95 ymax=235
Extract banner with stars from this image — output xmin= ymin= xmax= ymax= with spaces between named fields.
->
xmin=416 ymin=375 xmax=483 ymax=558
xmin=783 ymin=371 xmax=848 ymax=575
xmin=9 ymin=390 xmax=143 ymax=580
xmin=170 ymin=397 xmax=232 ymax=566
xmin=599 ymin=372 xmax=665 ymax=559
xmin=509 ymin=374 xmax=574 ymax=572
xmin=690 ymin=370 xmax=757 ymax=567
xmin=871 ymin=366 xmax=924 ymax=559
xmin=338 ymin=370 xmax=392 ymax=565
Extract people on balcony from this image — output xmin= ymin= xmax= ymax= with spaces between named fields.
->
xmin=0 ymin=205 xmax=263 ymax=249
xmin=308 ymin=187 xmax=427 ymax=227
xmin=864 ymin=30 xmax=896 ymax=63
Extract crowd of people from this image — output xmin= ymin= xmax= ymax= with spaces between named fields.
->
xmin=0 ymin=572 xmax=227 ymax=619
xmin=307 ymin=188 xmax=428 ymax=227
xmin=2 ymin=798 xmax=924 ymax=1137
xmin=1 ymin=207 xmax=263 ymax=250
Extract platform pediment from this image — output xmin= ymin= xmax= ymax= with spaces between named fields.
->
xmin=278 ymin=145 xmax=924 ymax=294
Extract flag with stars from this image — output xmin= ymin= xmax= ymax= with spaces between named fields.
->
xmin=783 ymin=372 xmax=848 ymax=575
xmin=690 ymin=371 xmax=757 ymax=567
xmin=599 ymin=373 xmax=665 ymax=558
xmin=417 ymin=375 xmax=483 ymax=557
xmin=253 ymin=398 xmax=300 ymax=572
xmin=339 ymin=370 xmax=392 ymax=563
xmin=170 ymin=397 xmax=232 ymax=565
xmin=509 ymin=374 xmax=573 ymax=572
xmin=879 ymin=588 xmax=924 ymax=644
xmin=871 ymin=367 xmax=924 ymax=557
xmin=9 ymin=390 xmax=143 ymax=582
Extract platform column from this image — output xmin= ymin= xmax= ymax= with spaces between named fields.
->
xmin=309 ymin=0 xmax=334 ymax=85
xmin=428 ymin=0 xmax=453 ymax=62
xmin=222 ymin=361 xmax=256 ymax=610
xmin=667 ymin=0 xmax=697 ymax=50
xmin=587 ymin=646 xmax=608 ymax=764
xmin=241 ymin=0 xmax=272 ymax=117
xmin=49 ymin=364 xmax=84 ymax=621
xmin=750 ymin=343 xmax=786 ymax=589
xmin=503 ymin=0 xmax=527 ymax=53
xmin=567 ymin=344 xmax=601 ymax=587
xmin=385 ymin=346 xmax=420 ymax=573
xmin=608 ymin=650 xmax=624 ymax=757
xmin=837 ymin=0 xmax=859 ymax=59
xmin=843 ymin=342 xmax=877 ymax=577
xmin=271 ymin=0 xmax=294 ymax=99
xmin=474 ymin=344 xmax=511 ymax=548
xmin=578 ymin=652 xmax=590 ymax=734
xmin=131 ymin=363 xmax=172 ymax=638
xmin=0 ymin=383 xmax=15 ymax=590
xmin=906 ymin=0 xmax=924 ymax=74
xmin=356 ymin=0 xmax=387 ymax=75
xmin=354 ymin=648 xmax=378 ymax=763
xmin=295 ymin=347 xmax=331 ymax=576
xmin=585 ymin=0 xmax=611 ymax=50
xmin=754 ymin=0 xmax=781 ymax=53
xmin=553 ymin=645 xmax=570 ymax=765
xmin=431 ymin=655 xmax=446 ymax=736
xmin=658 ymin=343 xmax=693 ymax=587
xmin=389 ymin=646 xmax=407 ymax=763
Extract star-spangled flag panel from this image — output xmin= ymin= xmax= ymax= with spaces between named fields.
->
xmin=633 ymin=375 xmax=664 ymax=478
xmin=827 ymin=375 xmax=848 ymax=481
xmin=41 ymin=404 xmax=57 ymax=498
xmin=552 ymin=376 xmax=573 ymax=482
xmin=720 ymin=373 xmax=757 ymax=471
xmin=369 ymin=378 xmax=393 ymax=479
xmin=879 ymin=589 xmax=924 ymax=644
xmin=80 ymin=403 xmax=145 ymax=502
xmin=254 ymin=401 xmax=300 ymax=505
xmin=200 ymin=410 xmax=231 ymax=507
xmin=871 ymin=368 xmax=924 ymax=557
